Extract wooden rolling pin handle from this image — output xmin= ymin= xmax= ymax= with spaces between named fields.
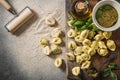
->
xmin=0 ymin=0 xmax=11 ymax=10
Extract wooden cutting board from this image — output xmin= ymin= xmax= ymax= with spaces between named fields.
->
xmin=66 ymin=0 xmax=120 ymax=80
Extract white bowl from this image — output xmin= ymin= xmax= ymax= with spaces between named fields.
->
xmin=92 ymin=0 xmax=120 ymax=31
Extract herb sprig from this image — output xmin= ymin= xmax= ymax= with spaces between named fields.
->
xmin=102 ymin=63 xmax=119 ymax=80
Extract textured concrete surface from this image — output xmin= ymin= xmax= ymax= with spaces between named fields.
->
xmin=0 ymin=0 xmax=66 ymax=80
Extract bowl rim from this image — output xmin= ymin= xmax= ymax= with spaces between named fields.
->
xmin=92 ymin=0 xmax=120 ymax=31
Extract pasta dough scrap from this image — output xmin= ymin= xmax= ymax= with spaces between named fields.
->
xmin=72 ymin=67 xmax=81 ymax=76
xmin=107 ymin=40 xmax=116 ymax=51
xmin=54 ymin=58 xmax=62 ymax=68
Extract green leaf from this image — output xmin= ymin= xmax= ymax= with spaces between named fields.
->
xmin=103 ymin=5 xmax=112 ymax=10
xmin=108 ymin=63 xmax=118 ymax=70
xmin=92 ymin=24 xmax=99 ymax=31
xmin=87 ymin=17 xmax=93 ymax=24
xmin=81 ymin=25 xmax=87 ymax=30
xmin=102 ymin=68 xmax=111 ymax=77
xmin=73 ymin=20 xmax=84 ymax=26
xmin=111 ymin=72 xmax=118 ymax=80
xmin=96 ymin=9 xmax=103 ymax=19
xmin=75 ymin=26 xmax=79 ymax=32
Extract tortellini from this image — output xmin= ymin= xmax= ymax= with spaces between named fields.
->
xmin=81 ymin=53 xmax=91 ymax=61
xmin=66 ymin=52 xmax=75 ymax=61
xmin=97 ymin=48 xmax=108 ymax=56
xmin=52 ymin=37 xmax=62 ymax=45
xmin=68 ymin=41 xmax=77 ymax=50
xmin=94 ymin=34 xmax=104 ymax=41
xmin=51 ymin=28 xmax=62 ymax=37
xmin=81 ymin=61 xmax=91 ymax=69
xmin=51 ymin=45 xmax=61 ymax=54
xmin=107 ymin=40 xmax=116 ymax=51
xmin=98 ymin=41 xmax=107 ymax=49
xmin=74 ymin=46 xmax=83 ymax=55
xmin=88 ymin=48 xmax=96 ymax=56
xmin=40 ymin=38 xmax=49 ymax=47
xmin=80 ymin=30 xmax=89 ymax=39
xmin=82 ymin=39 xmax=91 ymax=46
xmin=45 ymin=16 xmax=56 ymax=26
xmin=91 ymin=41 xmax=98 ymax=50
xmin=43 ymin=46 xmax=51 ymax=55
xmin=103 ymin=32 xmax=112 ymax=39
xmin=67 ymin=29 xmax=77 ymax=38
xmin=74 ymin=35 xmax=84 ymax=42
xmin=76 ymin=55 xmax=83 ymax=64
xmin=88 ymin=30 xmax=96 ymax=39
xmin=54 ymin=58 xmax=62 ymax=68
xmin=82 ymin=46 xmax=90 ymax=53
xmin=72 ymin=67 xmax=80 ymax=76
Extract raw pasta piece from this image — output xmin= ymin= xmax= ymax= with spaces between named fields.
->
xmin=107 ymin=40 xmax=116 ymax=51
xmin=98 ymin=41 xmax=107 ymax=49
xmin=45 ymin=16 xmax=56 ymax=26
xmin=81 ymin=61 xmax=91 ymax=69
xmin=68 ymin=41 xmax=77 ymax=50
xmin=43 ymin=46 xmax=51 ymax=55
xmin=40 ymin=38 xmax=49 ymax=47
xmin=91 ymin=41 xmax=98 ymax=50
xmin=81 ymin=53 xmax=91 ymax=61
xmin=97 ymin=48 xmax=108 ymax=56
xmin=51 ymin=28 xmax=62 ymax=37
xmin=52 ymin=37 xmax=62 ymax=45
xmin=80 ymin=30 xmax=89 ymax=39
xmin=74 ymin=46 xmax=83 ymax=55
xmin=51 ymin=45 xmax=61 ymax=54
xmin=88 ymin=30 xmax=96 ymax=39
xmin=103 ymin=32 xmax=112 ymax=39
xmin=54 ymin=58 xmax=62 ymax=68
xmin=88 ymin=48 xmax=96 ymax=56
xmin=82 ymin=39 xmax=91 ymax=46
xmin=66 ymin=52 xmax=75 ymax=61
xmin=74 ymin=35 xmax=84 ymax=42
xmin=82 ymin=46 xmax=90 ymax=53
xmin=67 ymin=29 xmax=77 ymax=38
xmin=72 ymin=67 xmax=81 ymax=76
xmin=76 ymin=55 xmax=83 ymax=64
xmin=94 ymin=34 xmax=104 ymax=41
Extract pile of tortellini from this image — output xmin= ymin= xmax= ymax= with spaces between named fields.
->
xmin=67 ymin=28 xmax=116 ymax=76
xmin=40 ymin=27 xmax=64 ymax=68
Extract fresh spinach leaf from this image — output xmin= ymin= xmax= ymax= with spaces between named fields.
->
xmin=102 ymin=68 xmax=111 ymax=77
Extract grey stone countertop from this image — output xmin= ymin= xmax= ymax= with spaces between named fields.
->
xmin=0 ymin=0 xmax=67 ymax=80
